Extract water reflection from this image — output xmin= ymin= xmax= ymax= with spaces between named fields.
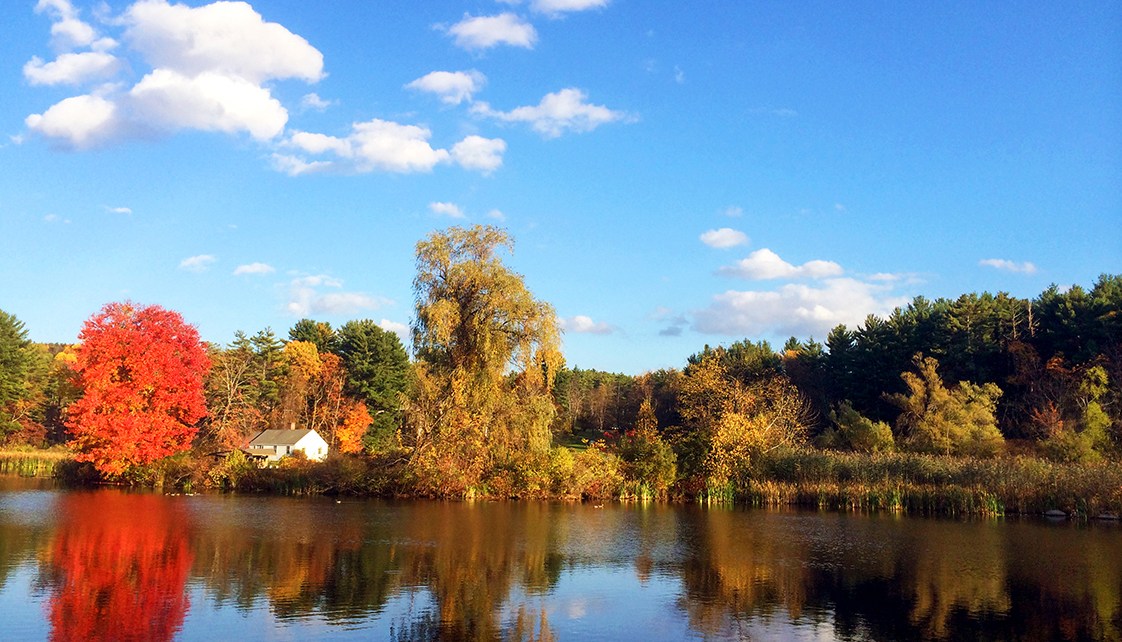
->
xmin=42 ymin=492 xmax=192 ymax=642
xmin=0 ymin=482 xmax=1119 ymax=641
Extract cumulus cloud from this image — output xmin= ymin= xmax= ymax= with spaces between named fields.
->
xmin=692 ymin=278 xmax=911 ymax=338
xmin=179 ymin=254 xmax=216 ymax=273
xmin=451 ymin=135 xmax=506 ymax=174
xmin=471 ymin=88 xmax=630 ymax=138
xmin=559 ymin=315 xmax=612 ymax=335
xmin=233 ymin=262 xmax=275 ymax=275
xmin=979 ymin=259 xmax=1038 ymax=275
xmin=718 ymin=248 xmax=843 ymax=280
xmin=444 ymin=13 xmax=537 ymax=51
xmin=700 ymin=228 xmax=749 ymax=249
xmin=406 ymin=70 xmax=486 ymax=105
xmin=24 ymin=52 xmax=121 ymax=86
xmin=35 ymin=0 xmax=98 ymax=50
xmin=429 ymin=202 xmax=466 ymax=218
xmin=284 ymin=275 xmax=389 ymax=316
xmin=281 ymin=119 xmax=452 ymax=175
xmin=24 ymin=0 xmax=324 ymax=150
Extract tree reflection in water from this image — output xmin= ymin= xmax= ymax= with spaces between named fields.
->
xmin=0 ymin=485 xmax=1118 ymax=641
xmin=42 ymin=491 xmax=193 ymax=642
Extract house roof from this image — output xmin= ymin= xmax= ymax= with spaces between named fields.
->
xmin=248 ymin=429 xmax=318 ymax=447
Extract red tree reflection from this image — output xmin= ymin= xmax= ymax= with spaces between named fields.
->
xmin=46 ymin=492 xmax=193 ymax=642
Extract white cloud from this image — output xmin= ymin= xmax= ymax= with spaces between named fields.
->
xmin=692 ymin=278 xmax=911 ymax=338
xmin=25 ymin=0 xmax=323 ymax=150
xmin=700 ymin=228 xmax=749 ymax=249
xmin=500 ymin=0 xmax=611 ymax=17
xmin=487 ymin=209 xmax=506 ymax=222
xmin=283 ymin=119 xmax=451 ymax=175
xmin=717 ymin=248 xmax=844 ymax=280
xmin=300 ymin=92 xmax=333 ymax=111
xmin=429 ymin=202 xmax=465 ymax=218
xmin=674 ymin=65 xmax=685 ymax=83
xmin=451 ymin=135 xmax=506 ymax=174
xmin=472 ymin=88 xmax=629 ymax=138
xmin=35 ymin=0 xmax=98 ymax=50
xmin=406 ymin=70 xmax=486 ymax=105
xmin=179 ymin=254 xmax=216 ymax=273
xmin=284 ymin=275 xmax=388 ymax=316
xmin=559 ymin=315 xmax=612 ymax=335
xmin=123 ymin=0 xmax=323 ymax=84
xmin=128 ymin=68 xmax=288 ymax=140
xmin=445 ymin=13 xmax=537 ymax=51
xmin=26 ymin=94 xmax=118 ymax=150
xmin=835 ymin=203 xmax=846 ymax=212
xmin=979 ymin=259 xmax=1038 ymax=275
xmin=378 ymin=319 xmax=410 ymax=344
xmin=24 ymin=52 xmax=121 ymax=86
xmin=724 ymin=206 xmax=743 ymax=217
xmin=233 ymin=262 xmax=275 ymax=275
xmin=107 ymin=206 xmax=132 ymax=214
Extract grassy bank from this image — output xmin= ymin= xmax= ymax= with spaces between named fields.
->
xmin=733 ymin=448 xmax=1122 ymax=517
xmin=0 ymin=449 xmax=75 ymax=477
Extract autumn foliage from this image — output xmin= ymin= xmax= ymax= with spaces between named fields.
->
xmin=47 ymin=492 xmax=193 ymax=642
xmin=66 ymin=302 xmax=210 ymax=476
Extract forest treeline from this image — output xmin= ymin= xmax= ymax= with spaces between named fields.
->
xmin=1 ymin=225 xmax=1119 ymax=510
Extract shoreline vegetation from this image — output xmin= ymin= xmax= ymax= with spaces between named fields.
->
xmin=2 ymin=447 xmax=1120 ymax=519
xmin=2 ymin=226 xmax=1120 ymax=518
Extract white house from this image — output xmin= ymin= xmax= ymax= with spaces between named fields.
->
xmin=246 ymin=429 xmax=329 ymax=463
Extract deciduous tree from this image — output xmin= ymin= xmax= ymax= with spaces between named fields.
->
xmin=66 ymin=302 xmax=210 ymax=476
xmin=406 ymin=225 xmax=563 ymax=495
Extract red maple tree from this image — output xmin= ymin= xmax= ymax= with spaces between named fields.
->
xmin=66 ymin=302 xmax=210 ymax=476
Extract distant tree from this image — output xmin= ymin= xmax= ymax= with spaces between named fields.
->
xmin=66 ymin=302 xmax=210 ymax=476
xmin=678 ymin=353 xmax=808 ymax=489
xmin=335 ymin=320 xmax=410 ymax=451
xmin=885 ymin=355 xmax=1004 ymax=458
xmin=289 ymin=318 xmax=339 ymax=354
xmin=0 ymin=310 xmax=52 ymax=443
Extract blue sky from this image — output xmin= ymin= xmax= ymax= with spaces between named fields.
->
xmin=1 ymin=0 xmax=1119 ymax=374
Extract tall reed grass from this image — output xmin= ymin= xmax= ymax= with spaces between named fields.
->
xmin=739 ymin=448 xmax=1122 ymax=516
xmin=0 ymin=449 xmax=74 ymax=477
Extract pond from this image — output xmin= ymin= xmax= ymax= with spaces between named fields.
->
xmin=0 ymin=477 xmax=1119 ymax=641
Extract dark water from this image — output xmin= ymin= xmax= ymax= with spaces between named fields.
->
xmin=0 ymin=478 xmax=1120 ymax=641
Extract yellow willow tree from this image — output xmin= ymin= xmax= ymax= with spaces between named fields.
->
xmin=406 ymin=225 xmax=564 ymax=496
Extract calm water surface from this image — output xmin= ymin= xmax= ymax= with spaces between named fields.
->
xmin=0 ymin=477 xmax=1119 ymax=641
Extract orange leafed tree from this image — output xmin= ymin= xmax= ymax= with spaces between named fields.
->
xmin=66 ymin=302 xmax=210 ymax=476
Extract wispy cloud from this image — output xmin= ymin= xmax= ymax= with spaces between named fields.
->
xmin=700 ymin=228 xmax=749 ymax=249
xmin=692 ymin=278 xmax=910 ymax=338
xmin=443 ymin=13 xmax=537 ymax=51
xmin=723 ymin=206 xmax=743 ymax=217
xmin=405 ymin=70 xmax=486 ymax=105
xmin=179 ymin=254 xmax=216 ymax=273
xmin=300 ymin=93 xmax=333 ymax=111
xmin=284 ymin=275 xmax=390 ymax=316
xmin=979 ymin=259 xmax=1038 ymax=275
xmin=233 ymin=262 xmax=275 ymax=275
xmin=471 ymin=88 xmax=631 ymax=138
xmin=499 ymin=0 xmax=611 ymax=18
xmin=718 ymin=248 xmax=843 ymax=280
xmin=106 ymin=206 xmax=132 ymax=214
xmin=486 ymin=209 xmax=506 ymax=222
xmin=559 ymin=315 xmax=612 ymax=335
xmin=429 ymin=202 xmax=466 ymax=218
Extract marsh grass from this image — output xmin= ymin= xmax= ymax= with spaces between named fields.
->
xmin=740 ymin=448 xmax=1122 ymax=516
xmin=0 ymin=449 xmax=74 ymax=477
